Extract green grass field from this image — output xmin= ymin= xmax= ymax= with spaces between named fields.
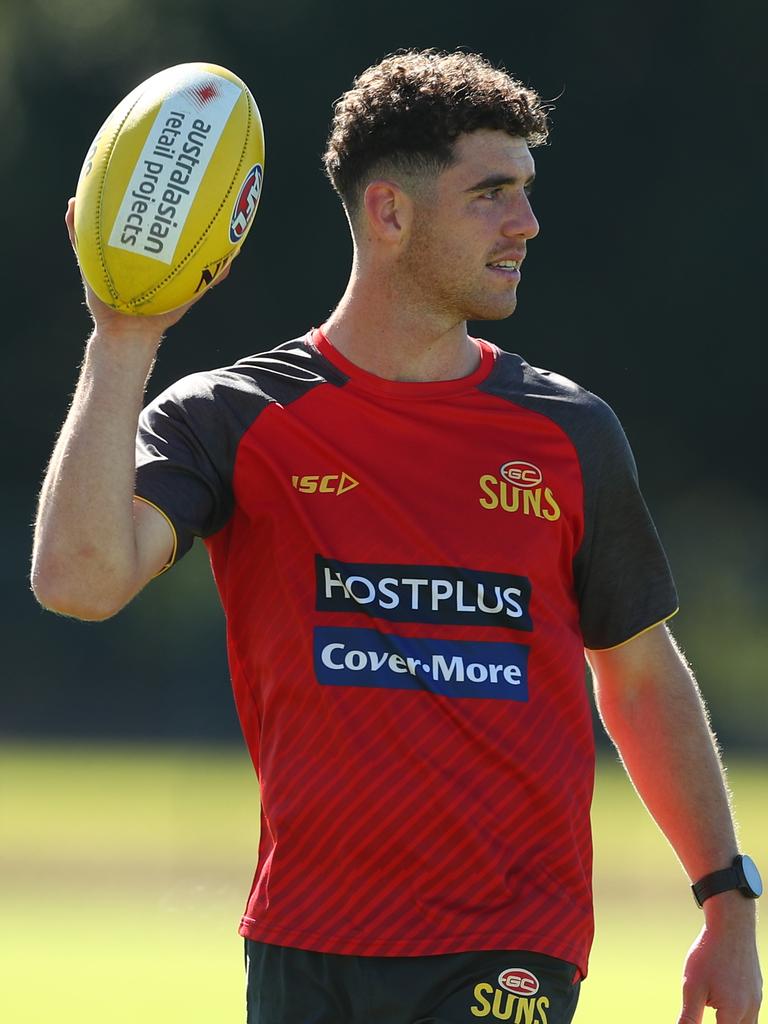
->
xmin=0 ymin=744 xmax=764 ymax=1022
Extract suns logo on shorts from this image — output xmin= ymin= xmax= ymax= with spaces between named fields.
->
xmin=498 ymin=968 xmax=540 ymax=996
xmin=470 ymin=980 xmax=550 ymax=1021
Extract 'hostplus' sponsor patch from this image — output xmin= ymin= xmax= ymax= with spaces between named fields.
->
xmin=315 ymin=557 xmax=532 ymax=630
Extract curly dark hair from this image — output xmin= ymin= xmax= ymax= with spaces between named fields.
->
xmin=323 ymin=49 xmax=551 ymax=214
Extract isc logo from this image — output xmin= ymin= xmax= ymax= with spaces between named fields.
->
xmin=291 ymin=473 xmax=359 ymax=495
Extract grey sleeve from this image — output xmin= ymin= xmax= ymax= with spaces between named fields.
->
xmin=574 ymin=397 xmax=678 ymax=650
xmin=479 ymin=352 xmax=678 ymax=650
xmin=133 ymin=338 xmax=340 ymax=564
xmin=135 ymin=370 xmax=268 ymax=562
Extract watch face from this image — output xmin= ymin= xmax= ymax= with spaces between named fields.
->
xmin=741 ymin=856 xmax=763 ymax=897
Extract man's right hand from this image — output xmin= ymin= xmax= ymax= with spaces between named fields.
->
xmin=64 ymin=197 xmax=230 ymax=341
xmin=31 ymin=199 xmax=233 ymax=620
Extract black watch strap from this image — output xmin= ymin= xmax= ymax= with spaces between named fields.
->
xmin=692 ymin=854 xmax=763 ymax=908
xmin=692 ymin=865 xmax=741 ymax=907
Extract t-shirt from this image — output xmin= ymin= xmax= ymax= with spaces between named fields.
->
xmin=135 ymin=327 xmax=678 ymax=978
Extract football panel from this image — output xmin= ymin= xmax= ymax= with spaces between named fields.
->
xmin=107 ymin=85 xmax=263 ymax=313
xmin=74 ymin=81 xmax=150 ymax=307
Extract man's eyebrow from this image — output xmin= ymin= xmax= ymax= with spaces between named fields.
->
xmin=464 ymin=173 xmax=536 ymax=192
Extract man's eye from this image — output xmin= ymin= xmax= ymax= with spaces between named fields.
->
xmin=524 ymin=184 xmax=535 ymax=198
xmin=482 ymin=187 xmax=503 ymax=200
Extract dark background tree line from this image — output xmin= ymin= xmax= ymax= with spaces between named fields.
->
xmin=2 ymin=0 xmax=765 ymax=747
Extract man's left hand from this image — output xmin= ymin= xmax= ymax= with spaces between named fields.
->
xmin=677 ymin=896 xmax=762 ymax=1023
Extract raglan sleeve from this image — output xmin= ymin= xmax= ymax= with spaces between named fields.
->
xmin=134 ymin=372 xmax=243 ymax=567
xmin=574 ymin=396 xmax=678 ymax=650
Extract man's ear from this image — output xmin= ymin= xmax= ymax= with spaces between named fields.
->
xmin=362 ymin=180 xmax=413 ymax=243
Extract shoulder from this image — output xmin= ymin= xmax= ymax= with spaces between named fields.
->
xmin=156 ymin=333 xmax=345 ymax=407
xmin=482 ymin=348 xmax=625 ymax=447
xmin=141 ymin=331 xmax=346 ymax=431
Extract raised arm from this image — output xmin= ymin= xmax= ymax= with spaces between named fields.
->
xmin=587 ymin=623 xmax=762 ymax=1024
xmin=31 ymin=200 xmax=212 ymax=619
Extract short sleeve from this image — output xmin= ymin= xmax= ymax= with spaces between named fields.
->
xmin=574 ymin=399 xmax=678 ymax=650
xmin=133 ymin=340 xmax=333 ymax=567
xmin=135 ymin=369 xmax=267 ymax=563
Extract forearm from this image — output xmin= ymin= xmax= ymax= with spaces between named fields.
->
xmin=590 ymin=626 xmax=761 ymax=1020
xmin=32 ymin=328 xmax=162 ymax=618
xmin=591 ymin=637 xmax=739 ymax=884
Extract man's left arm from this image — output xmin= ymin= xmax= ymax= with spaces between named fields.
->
xmin=588 ymin=623 xmax=762 ymax=1024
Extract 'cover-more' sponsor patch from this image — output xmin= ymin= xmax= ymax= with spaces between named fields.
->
xmin=314 ymin=627 xmax=529 ymax=700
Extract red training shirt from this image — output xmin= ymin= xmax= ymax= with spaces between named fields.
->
xmin=135 ymin=328 xmax=678 ymax=977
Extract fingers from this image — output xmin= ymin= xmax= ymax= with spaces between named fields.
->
xmin=679 ymin=995 xmax=761 ymax=1023
xmin=211 ymin=262 xmax=232 ymax=287
xmin=65 ymin=197 xmax=76 ymax=249
xmin=715 ymin=1003 xmax=761 ymax=1024
xmin=679 ymin=981 xmax=762 ymax=1024
xmin=678 ymin=985 xmax=706 ymax=1024
xmin=63 ymin=196 xmax=232 ymax=331
xmin=64 ymin=197 xmax=103 ymax=315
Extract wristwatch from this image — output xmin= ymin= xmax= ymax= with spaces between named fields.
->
xmin=692 ymin=854 xmax=763 ymax=908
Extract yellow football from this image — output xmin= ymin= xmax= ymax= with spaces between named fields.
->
xmin=74 ymin=62 xmax=264 ymax=316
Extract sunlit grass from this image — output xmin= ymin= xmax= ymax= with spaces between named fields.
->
xmin=0 ymin=744 xmax=764 ymax=1022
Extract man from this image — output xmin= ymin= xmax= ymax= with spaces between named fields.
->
xmin=33 ymin=50 xmax=761 ymax=1023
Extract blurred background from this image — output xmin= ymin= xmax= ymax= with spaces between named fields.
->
xmin=1 ymin=0 xmax=765 ymax=1021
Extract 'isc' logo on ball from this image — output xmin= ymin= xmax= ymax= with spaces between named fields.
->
xmin=230 ymin=164 xmax=263 ymax=243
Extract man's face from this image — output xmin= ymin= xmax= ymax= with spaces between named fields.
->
xmin=399 ymin=130 xmax=539 ymax=323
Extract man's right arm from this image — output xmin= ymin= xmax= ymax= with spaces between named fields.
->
xmin=31 ymin=326 xmax=172 ymax=620
xmin=31 ymin=200 xmax=211 ymax=620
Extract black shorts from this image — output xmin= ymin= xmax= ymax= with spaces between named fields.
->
xmin=245 ymin=940 xmax=581 ymax=1023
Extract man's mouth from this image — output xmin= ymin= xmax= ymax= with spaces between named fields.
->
xmin=487 ymin=259 xmax=520 ymax=270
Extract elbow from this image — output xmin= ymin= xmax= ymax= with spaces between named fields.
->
xmin=30 ymin=558 xmax=131 ymax=622
xmin=32 ymin=578 xmax=125 ymax=621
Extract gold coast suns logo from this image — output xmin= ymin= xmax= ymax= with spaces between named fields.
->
xmin=478 ymin=461 xmax=561 ymax=522
xmin=470 ymin=968 xmax=550 ymax=1022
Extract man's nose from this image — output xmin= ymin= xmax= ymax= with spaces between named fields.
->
xmin=503 ymin=193 xmax=540 ymax=240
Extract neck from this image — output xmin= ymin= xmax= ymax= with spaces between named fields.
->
xmin=323 ymin=264 xmax=479 ymax=383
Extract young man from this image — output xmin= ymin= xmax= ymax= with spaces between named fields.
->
xmin=33 ymin=50 xmax=761 ymax=1024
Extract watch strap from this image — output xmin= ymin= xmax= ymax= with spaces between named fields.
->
xmin=692 ymin=854 xmax=762 ymax=908
xmin=692 ymin=865 xmax=741 ymax=907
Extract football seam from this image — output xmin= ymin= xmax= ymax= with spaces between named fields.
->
xmin=94 ymin=89 xmax=150 ymax=304
xmin=125 ymin=95 xmax=255 ymax=309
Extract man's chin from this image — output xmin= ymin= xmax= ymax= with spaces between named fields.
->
xmin=466 ymin=296 xmax=519 ymax=322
